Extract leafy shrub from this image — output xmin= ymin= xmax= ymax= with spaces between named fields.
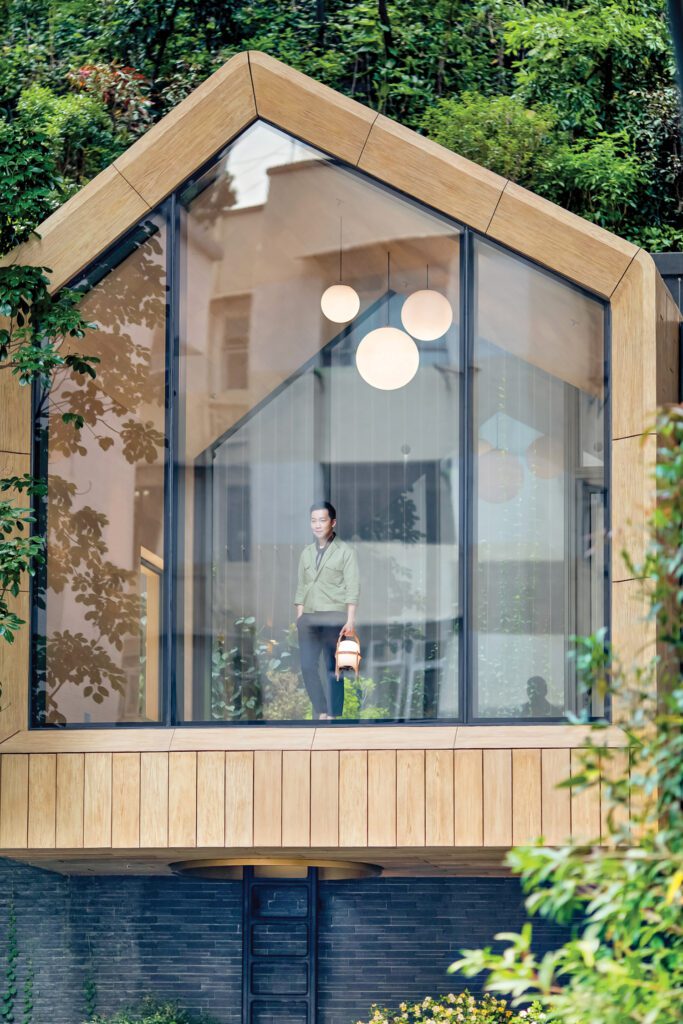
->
xmin=355 ymin=991 xmax=546 ymax=1023
xmin=86 ymin=997 xmax=217 ymax=1024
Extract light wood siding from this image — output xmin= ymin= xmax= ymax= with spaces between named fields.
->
xmin=0 ymin=741 xmax=632 ymax=859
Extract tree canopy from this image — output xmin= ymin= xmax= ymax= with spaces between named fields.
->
xmin=0 ymin=0 xmax=681 ymax=250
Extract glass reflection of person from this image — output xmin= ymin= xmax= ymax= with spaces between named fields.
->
xmin=521 ymin=675 xmax=562 ymax=718
xmin=295 ymin=502 xmax=360 ymax=720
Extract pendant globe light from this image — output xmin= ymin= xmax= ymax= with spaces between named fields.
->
xmin=400 ymin=266 xmax=453 ymax=341
xmin=356 ymin=254 xmax=419 ymax=390
xmin=526 ymin=433 xmax=564 ymax=479
xmin=478 ymin=417 xmax=524 ymax=504
xmin=321 ymin=217 xmax=360 ymax=323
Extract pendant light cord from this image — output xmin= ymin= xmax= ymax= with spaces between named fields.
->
xmin=339 ymin=216 xmax=343 ymax=283
xmin=387 ymin=251 xmax=391 ymax=325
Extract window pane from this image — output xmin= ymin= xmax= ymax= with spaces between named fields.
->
xmin=34 ymin=218 xmax=166 ymax=725
xmin=472 ymin=238 xmax=606 ymax=720
xmin=178 ymin=122 xmax=461 ymax=722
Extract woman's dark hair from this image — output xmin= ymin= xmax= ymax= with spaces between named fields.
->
xmin=310 ymin=501 xmax=336 ymax=520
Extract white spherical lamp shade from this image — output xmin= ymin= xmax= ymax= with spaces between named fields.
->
xmin=400 ymin=289 xmax=453 ymax=341
xmin=526 ymin=434 xmax=564 ymax=479
xmin=320 ymin=284 xmax=360 ymax=323
xmin=355 ymin=327 xmax=419 ymax=390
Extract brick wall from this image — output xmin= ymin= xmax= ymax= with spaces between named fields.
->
xmin=0 ymin=860 xmax=567 ymax=1024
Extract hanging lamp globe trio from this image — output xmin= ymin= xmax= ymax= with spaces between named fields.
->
xmin=320 ymin=275 xmax=453 ymax=390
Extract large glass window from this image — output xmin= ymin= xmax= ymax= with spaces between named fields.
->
xmin=178 ymin=123 xmax=462 ymax=723
xmin=472 ymin=238 xmax=606 ymax=719
xmin=33 ymin=119 xmax=608 ymax=727
xmin=34 ymin=218 xmax=167 ymax=725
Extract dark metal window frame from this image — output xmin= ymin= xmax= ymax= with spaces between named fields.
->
xmin=29 ymin=119 xmax=611 ymax=730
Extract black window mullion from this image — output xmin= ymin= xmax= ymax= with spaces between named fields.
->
xmin=459 ymin=227 xmax=475 ymax=724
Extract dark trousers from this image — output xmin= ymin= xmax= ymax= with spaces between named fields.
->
xmin=297 ymin=613 xmax=345 ymax=718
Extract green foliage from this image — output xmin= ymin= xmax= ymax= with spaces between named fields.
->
xmin=16 ymin=84 xmax=120 ymax=185
xmin=86 ymin=998 xmax=217 ymax=1024
xmin=450 ymin=405 xmax=683 ymax=1024
xmin=83 ymin=974 xmax=97 ymax=1021
xmin=355 ymin=990 xmax=547 ymax=1023
xmin=0 ymin=0 xmax=682 ymax=246
xmin=421 ymin=93 xmax=563 ymax=191
xmin=21 ymin=960 xmax=32 ymax=1024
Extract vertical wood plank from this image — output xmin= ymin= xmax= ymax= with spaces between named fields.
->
xmin=83 ymin=753 xmax=112 ymax=848
xmin=168 ymin=751 xmax=197 ymax=847
xmin=253 ymin=750 xmax=282 ymax=847
xmin=0 ymin=755 xmax=28 ymax=848
xmin=483 ymin=749 xmax=512 ymax=847
xmin=56 ymin=753 xmax=84 ymax=848
xmin=339 ymin=751 xmax=367 ymax=847
xmin=0 ymin=591 xmax=29 ymax=743
xmin=396 ymin=750 xmax=425 ymax=847
xmin=139 ymin=752 xmax=169 ymax=848
xmin=197 ymin=751 xmax=225 ymax=848
xmin=27 ymin=753 xmax=57 ymax=849
xmin=600 ymin=748 xmax=630 ymax=843
xmin=512 ymin=749 xmax=542 ymax=845
xmin=282 ymin=751 xmax=311 ymax=847
xmin=426 ymin=749 xmax=454 ymax=847
xmin=541 ymin=749 xmax=571 ymax=844
xmin=310 ymin=751 xmax=339 ymax=847
xmin=453 ymin=750 xmax=482 ymax=846
xmin=571 ymin=748 xmax=601 ymax=844
xmin=111 ymin=752 xmax=140 ymax=848
xmin=368 ymin=750 xmax=396 ymax=847
xmin=225 ymin=751 xmax=254 ymax=847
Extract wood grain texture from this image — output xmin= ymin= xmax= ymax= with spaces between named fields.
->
xmin=250 ymin=50 xmax=375 ymax=166
xmin=570 ymin=748 xmax=601 ymax=843
xmin=483 ymin=749 xmax=512 ymax=847
xmin=112 ymin=752 xmax=140 ymax=848
xmin=83 ymin=752 xmax=112 ymax=847
xmin=0 ymin=373 xmax=31 ymax=455
xmin=425 ymin=749 xmax=454 ymax=847
xmin=0 ymin=730 xmax=175 ymax=753
xmin=310 ymin=750 xmax=339 ymax=847
xmin=56 ymin=753 xmax=84 ymax=848
xmin=453 ymin=750 xmax=483 ymax=846
xmin=0 ymin=591 xmax=29 ymax=744
xmin=486 ymin=181 xmax=637 ymax=299
xmin=4 ymin=166 xmax=150 ymax=293
xmin=612 ymin=578 xmax=656 ymax=724
xmin=512 ymin=749 xmax=542 ymax=845
xmin=196 ymin=751 xmax=225 ymax=847
xmin=281 ymin=751 xmax=311 ymax=847
xmin=27 ymin=753 xmax=56 ymax=848
xmin=655 ymin=274 xmax=681 ymax=408
xmin=541 ymin=749 xmax=571 ymax=844
xmin=225 ymin=751 xmax=254 ymax=847
xmin=116 ymin=53 xmax=255 ymax=208
xmin=168 ymin=752 xmax=197 ymax=847
xmin=139 ymin=752 xmax=169 ymax=848
xmin=611 ymin=251 xmax=657 ymax=440
xmin=396 ymin=750 xmax=425 ymax=847
xmin=367 ymin=750 xmax=396 ymax=847
xmin=253 ymin=750 xmax=282 ymax=847
xmin=359 ymin=113 xmax=505 ymax=233
xmin=600 ymin=748 xmax=630 ymax=842
xmin=312 ymin=726 xmax=457 ymax=749
xmin=0 ymin=754 xmax=28 ymax=848
xmin=339 ymin=750 xmax=367 ymax=847
xmin=611 ymin=434 xmax=656 ymax=582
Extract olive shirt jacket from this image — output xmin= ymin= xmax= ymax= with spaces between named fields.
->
xmin=294 ymin=537 xmax=360 ymax=614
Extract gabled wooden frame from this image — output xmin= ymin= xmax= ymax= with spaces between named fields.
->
xmin=0 ymin=51 xmax=679 ymax=870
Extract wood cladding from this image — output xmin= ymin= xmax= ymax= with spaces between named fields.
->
xmin=0 ymin=745 xmax=632 ymax=856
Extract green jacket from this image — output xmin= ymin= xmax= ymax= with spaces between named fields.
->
xmin=294 ymin=537 xmax=360 ymax=613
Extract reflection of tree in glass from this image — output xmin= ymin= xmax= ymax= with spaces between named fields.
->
xmin=34 ymin=230 xmax=166 ymax=725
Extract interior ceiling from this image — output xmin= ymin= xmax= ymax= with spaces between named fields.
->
xmin=6 ymin=848 xmax=513 ymax=879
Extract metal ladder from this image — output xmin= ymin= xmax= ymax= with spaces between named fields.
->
xmin=242 ymin=867 xmax=318 ymax=1024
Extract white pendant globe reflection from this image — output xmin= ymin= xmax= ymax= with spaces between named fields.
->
xmin=320 ymin=283 xmax=360 ymax=323
xmin=478 ymin=448 xmax=524 ymax=503
xmin=356 ymin=327 xmax=419 ymax=390
xmin=400 ymin=289 xmax=453 ymax=341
